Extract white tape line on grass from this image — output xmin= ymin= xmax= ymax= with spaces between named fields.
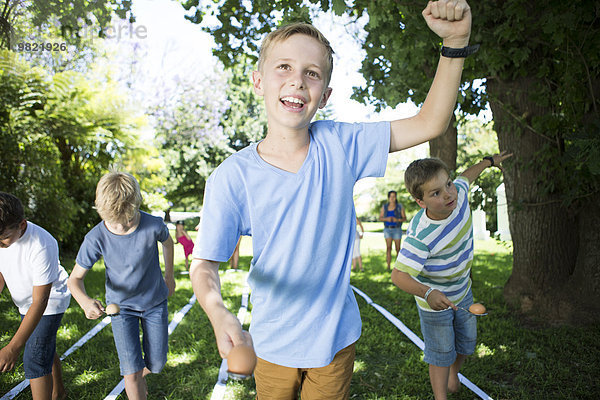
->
xmin=210 ymin=276 xmax=251 ymax=400
xmin=169 ymin=294 xmax=197 ymax=334
xmin=1 ymin=316 xmax=112 ymax=400
xmin=236 ymin=282 xmax=250 ymax=325
xmin=103 ymin=294 xmax=197 ymax=400
xmin=0 ymin=381 xmax=28 ymax=400
xmin=210 ymin=359 xmax=229 ymax=400
xmin=351 ymin=285 xmax=494 ymax=400
xmin=61 ymin=316 xmax=112 ymax=359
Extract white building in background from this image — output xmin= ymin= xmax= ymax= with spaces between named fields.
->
xmin=472 ymin=209 xmax=490 ymax=240
xmin=496 ymin=183 xmax=512 ymax=241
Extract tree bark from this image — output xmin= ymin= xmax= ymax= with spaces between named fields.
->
xmin=429 ymin=113 xmax=457 ymax=171
xmin=488 ymin=77 xmax=600 ymax=325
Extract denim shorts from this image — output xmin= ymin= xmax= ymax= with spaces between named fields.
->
xmin=111 ymin=299 xmax=168 ymax=376
xmin=417 ymin=290 xmax=477 ymax=367
xmin=20 ymin=313 xmax=63 ymax=379
xmin=383 ymin=226 xmax=403 ymax=240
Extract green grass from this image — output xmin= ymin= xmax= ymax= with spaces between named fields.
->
xmin=1 ymin=230 xmax=599 ymax=399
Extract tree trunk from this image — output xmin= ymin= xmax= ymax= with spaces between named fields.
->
xmin=429 ymin=113 xmax=457 ymax=171
xmin=488 ymin=77 xmax=600 ymax=325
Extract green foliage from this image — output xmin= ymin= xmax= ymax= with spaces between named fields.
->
xmin=0 ymin=50 xmax=147 ymax=252
xmin=150 ymin=66 xmax=232 ymax=209
xmin=351 ymin=1 xmax=436 ymax=111
xmin=363 ymin=152 xmax=421 ymax=221
xmin=184 ymin=0 xmax=600 ymax=207
xmin=180 ymin=0 xmax=330 ymax=68
xmin=151 ymin=55 xmax=268 ymax=210
xmin=484 ymin=0 xmax=600 ymax=205
xmin=361 ymin=0 xmax=600 ymax=205
xmin=457 ymin=119 xmax=503 ymax=233
xmin=0 ymin=0 xmax=134 ymax=50
xmin=222 ymin=57 xmax=267 ymax=152
xmin=0 ymin=50 xmax=77 ymax=245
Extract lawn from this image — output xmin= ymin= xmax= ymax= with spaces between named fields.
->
xmin=1 ymin=228 xmax=599 ymax=399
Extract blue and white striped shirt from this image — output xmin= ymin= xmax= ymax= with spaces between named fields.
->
xmin=395 ymin=177 xmax=473 ymax=311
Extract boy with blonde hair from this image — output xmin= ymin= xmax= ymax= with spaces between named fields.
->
xmin=68 ymin=171 xmax=174 ymax=400
xmin=0 ymin=192 xmax=70 ymax=400
xmin=191 ymin=1 xmax=474 ymax=397
xmin=392 ymin=152 xmax=511 ymax=400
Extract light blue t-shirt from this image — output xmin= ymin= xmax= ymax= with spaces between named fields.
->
xmin=76 ymin=211 xmax=170 ymax=311
xmin=194 ymin=120 xmax=390 ymax=368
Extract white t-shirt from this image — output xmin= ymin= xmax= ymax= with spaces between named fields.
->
xmin=0 ymin=222 xmax=71 ymax=315
xmin=195 ymin=120 xmax=390 ymax=367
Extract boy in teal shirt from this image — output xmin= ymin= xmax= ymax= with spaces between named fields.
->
xmin=392 ymin=152 xmax=511 ymax=400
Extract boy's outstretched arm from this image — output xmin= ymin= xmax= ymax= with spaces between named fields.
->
xmin=391 ymin=269 xmax=456 ymax=311
xmin=390 ymin=0 xmax=472 ymax=152
xmin=190 ymin=258 xmax=251 ymax=358
xmin=0 ymin=284 xmax=51 ymax=372
xmin=67 ymin=264 xmax=105 ymax=319
xmin=162 ymin=235 xmax=175 ymax=296
xmin=459 ymin=151 xmax=513 ymax=184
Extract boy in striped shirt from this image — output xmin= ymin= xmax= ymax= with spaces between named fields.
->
xmin=392 ymin=152 xmax=511 ymax=400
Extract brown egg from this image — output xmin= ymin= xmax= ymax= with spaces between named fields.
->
xmin=469 ymin=303 xmax=486 ymax=314
xmin=227 ymin=344 xmax=257 ymax=375
xmin=106 ymin=304 xmax=120 ymax=316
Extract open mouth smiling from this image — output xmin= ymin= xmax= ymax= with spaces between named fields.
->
xmin=281 ymin=96 xmax=305 ymax=109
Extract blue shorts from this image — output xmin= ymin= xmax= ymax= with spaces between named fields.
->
xmin=20 ymin=313 xmax=63 ymax=379
xmin=111 ymin=299 xmax=168 ymax=376
xmin=417 ymin=290 xmax=477 ymax=367
xmin=383 ymin=226 xmax=403 ymax=240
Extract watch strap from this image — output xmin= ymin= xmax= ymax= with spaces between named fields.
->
xmin=441 ymin=44 xmax=480 ymax=58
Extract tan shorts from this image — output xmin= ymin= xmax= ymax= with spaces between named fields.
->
xmin=254 ymin=343 xmax=356 ymax=400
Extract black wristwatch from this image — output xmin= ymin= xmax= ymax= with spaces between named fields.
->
xmin=441 ymin=44 xmax=480 ymax=58
xmin=483 ymin=156 xmax=494 ymax=167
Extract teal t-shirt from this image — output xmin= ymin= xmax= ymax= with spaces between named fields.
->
xmin=395 ymin=177 xmax=474 ymax=311
xmin=194 ymin=120 xmax=390 ymax=368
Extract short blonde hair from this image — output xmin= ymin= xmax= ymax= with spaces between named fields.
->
xmin=95 ymin=171 xmax=142 ymax=224
xmin=257 ymin=22 xmax=334 ymax=86
xmin=404 ymin=158 xmax=451 ymax=200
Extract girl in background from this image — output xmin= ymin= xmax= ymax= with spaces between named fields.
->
xmin=175 ymin=221 xmax=194 ymax=270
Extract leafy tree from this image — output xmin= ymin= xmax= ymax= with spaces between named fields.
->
xmin=364 ymin=149 xmax=424 ymax=222
xmin=456 ymin=118 xmax=503 ymax=233
xmin=150 ymin=54 xmax=271 ymax=212
xmin=221 ymin=57 xmax=267 ymax=152
xmin=180 ymin=0 xmax=600 ymax=324
xmin=1 ymin=2 xmax=165 ymax=254
xmin=0 ymin=0 xmax=133 ymax=50
xmin=150 ymin=68 xmax=232 ymax=210
xmin=0 ymin=50 xmax=147 ymax=252
xmin=0 ymin=50 xmax=76 ymax=242
xmin=357 ymin=0 xmax=600 ymax=323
